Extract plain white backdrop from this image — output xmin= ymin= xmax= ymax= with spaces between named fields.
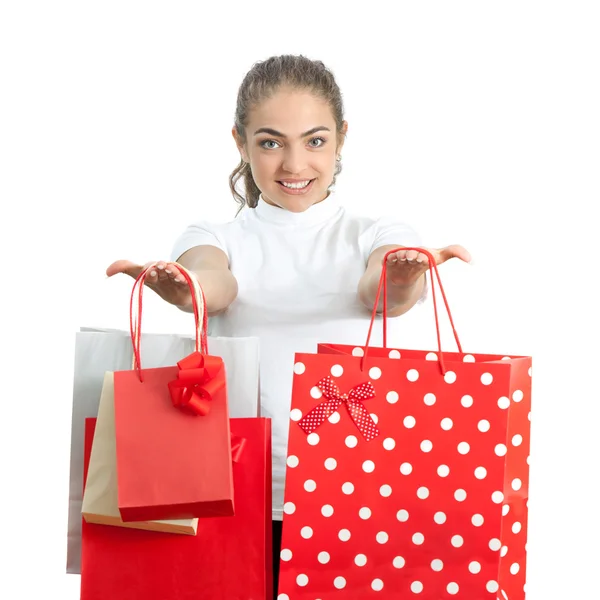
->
xmin=1 ymin=1 xmax=598 ymax=598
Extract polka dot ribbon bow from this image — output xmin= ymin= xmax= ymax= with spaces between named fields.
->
xmin=298 ymin=376 xmax=380 ymax=441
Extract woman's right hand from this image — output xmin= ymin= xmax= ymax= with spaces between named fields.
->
xmin=106 ymin=260 xmax=195 ymax=309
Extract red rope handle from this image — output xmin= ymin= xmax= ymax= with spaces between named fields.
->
xmin=360 ymin=247 xmax=462 ymax=375
xmin=129 ymin=263 xmax=207 ymax=382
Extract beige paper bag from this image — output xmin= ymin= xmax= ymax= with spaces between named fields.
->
xmin=82 ymin=371 xmax=198 ymax=535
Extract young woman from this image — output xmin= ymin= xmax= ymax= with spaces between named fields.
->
xmin=107 ymin=54 xmax=470 ymax=594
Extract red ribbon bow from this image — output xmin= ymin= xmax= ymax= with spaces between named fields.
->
xmin=168 ymin=351 xmax=225 ymax=416
xmin=298 ymin=376 xmax=380 ymax=441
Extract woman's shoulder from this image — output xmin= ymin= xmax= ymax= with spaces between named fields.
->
xmin=338 ymin=206 xmax=423 ymax=258
xmin=179 ymin=207 xmax=252 ymax=234
xmin=170 ymin=207 xmax=256 ymax=261
xmin=342 ymin=207 xmax=420 ymax=238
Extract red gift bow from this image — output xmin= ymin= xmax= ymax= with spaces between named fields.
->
xmin=298 ymin=376 xmax=380 ymax=441
xmin=167 ymin=351 xmax=225 ymax=416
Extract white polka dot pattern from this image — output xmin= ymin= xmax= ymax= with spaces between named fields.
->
xmin=279 ymin=349 xmax=532 ymax=599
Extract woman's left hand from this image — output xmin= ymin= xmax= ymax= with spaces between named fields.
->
xmin=384 ymin=245 xmax=472 ymax=287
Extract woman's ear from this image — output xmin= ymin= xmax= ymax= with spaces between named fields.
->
xmin=337 ymin=120 xmax=349 ymax=155
xmin=231 ymin=126 xmax=249 ymax=162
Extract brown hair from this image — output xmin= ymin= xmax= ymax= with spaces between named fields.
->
xmin=229 ymin=54 xmax=345 ymax=211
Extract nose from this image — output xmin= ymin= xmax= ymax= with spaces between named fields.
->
xmin=281 ymin=146 xmax=307 ymax=175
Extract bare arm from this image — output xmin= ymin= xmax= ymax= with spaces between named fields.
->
xmin=106 ymin=245 xmax=238 ymax=317
xmin=358 ymin=244 xmax=471 ymax=318
xmin=175 ymin=245 xmax=238 ymax=316
xmin=358 ymin=245 xmax=425 ymax=318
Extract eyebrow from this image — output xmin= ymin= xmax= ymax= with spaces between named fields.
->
xmin=253 ymin=126 xmax=331 ymax=138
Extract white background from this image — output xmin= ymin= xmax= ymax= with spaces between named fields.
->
xmin=1 ymin=1 xmax=599 ymax=598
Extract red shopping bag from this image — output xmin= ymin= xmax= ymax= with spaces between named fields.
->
xmin=81 ymin=416 xmax=273 ymax=600
xmin=114 ymin=264 xmax=234 ymax=522
xmin=279 ymin=249 xmax=532 ymax=600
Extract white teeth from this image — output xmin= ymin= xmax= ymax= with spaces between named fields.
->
xmin=281 ymin=180 xmax=311 ymax=189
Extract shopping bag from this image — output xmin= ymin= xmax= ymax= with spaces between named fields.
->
xmin=67 ymin=329 xmax=259 ymax=573
xmin=66 ymin=307 xmax=259 ymax=572
xmin=81 ymin=371 xmax=198 ymax=534
xmin=278 ymin=248 xmax=532 ymax=600
xmin=81 ymin=416 xmax=273 ymax=600
xmin=113 ymin=264 xmax=233 ymax=522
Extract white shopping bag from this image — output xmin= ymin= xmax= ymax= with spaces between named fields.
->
xmin=66 ymin=328 xmax=260 ymax=574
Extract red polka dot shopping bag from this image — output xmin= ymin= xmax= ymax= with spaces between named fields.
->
xmin=279 ymin=248 xmax=532 ymax=600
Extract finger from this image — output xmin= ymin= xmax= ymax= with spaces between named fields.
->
xmin=154 ymin=261 xmax=171 ymax=282
xmin=143 ymin=263 xmax=159 ymax=285
xmin=405 ymin=250 xmax=419 ymax=262
xmin=387 ymin=250 xmax=408 ymax=262
xmin=106 ymin=260 xmax=143 ymax=278
xmin=166 ymin=263 xmax=188 ymax=283
xmin=162 ymin=262 xmax=177 ymax=280
xmin=385 ymin=252 xmax=399 ymax=264
xmin=415 ymin=251 xmax=429 ymax=264
xmin=437 ymin=244 xmax=472 ymax=265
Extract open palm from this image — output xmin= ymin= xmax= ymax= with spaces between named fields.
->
xmin=106 ymin=259 xmax=194 ymax=308
xmin=384 ymin=245 xmax=471 ymax=287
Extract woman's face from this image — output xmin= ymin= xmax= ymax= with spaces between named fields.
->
xmin=235 ymin=87 xmax=347 ymax=212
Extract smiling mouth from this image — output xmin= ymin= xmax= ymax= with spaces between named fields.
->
xmin=277 ymin=179 xmax=315 ymax=190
